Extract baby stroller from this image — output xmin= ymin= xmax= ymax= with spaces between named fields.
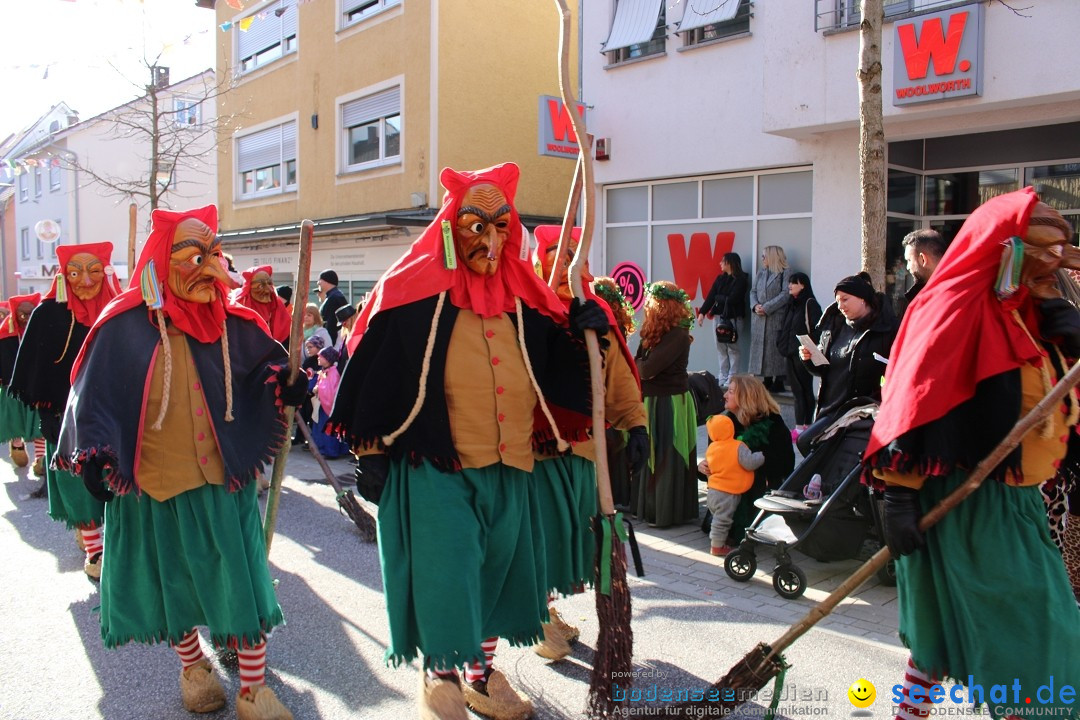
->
xmin=722 ymin=399 xmax=896 ymax=599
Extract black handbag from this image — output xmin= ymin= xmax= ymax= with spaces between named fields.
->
xmin=715 ymin=317 xmax=737 ymax=344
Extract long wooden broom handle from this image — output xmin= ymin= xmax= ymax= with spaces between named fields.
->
xmin=761 ymin=358 xmax=1080 ymax=667
xmin=554 ymin=0 xmax=612 ymax=516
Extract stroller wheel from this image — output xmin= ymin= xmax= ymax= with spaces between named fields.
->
xmin=724 ymin=550 xmax=756 ymax=582
xmin=876 ymin=558 xmax=898 ymax=587
xmin=772 ymin=564 xmax=807 ymax=599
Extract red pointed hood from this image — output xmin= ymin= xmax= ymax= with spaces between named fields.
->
xmin=233 ymin=265 xmax=291 ymax=343
xmin=44 ymin=242 xmax=122 ymax=326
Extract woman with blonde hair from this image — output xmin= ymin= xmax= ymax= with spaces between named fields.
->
xmin=719 ymin=374 xmax=795 ymax=550
xmin=748 ymin=245 xmax=794 ymax=392
xmin=632 ymin=281 xmax=699 ymax=528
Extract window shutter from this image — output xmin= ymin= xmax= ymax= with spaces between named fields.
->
xmin=237 ymin=126 xmax=282 ymax=173
xmin=281 ymin=121 xmax=297 ymax=163
xmin=342 ymin=87 xmax=401 ymax=129
xmin=237 ymin=2 xmax=284 ymax=60
xmin=601 ymin=0 xmax=664 ymax=52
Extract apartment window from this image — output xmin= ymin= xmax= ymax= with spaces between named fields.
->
xmin=18 ymin=172 xmax=27 ymax=202
xmin=603 ymin=0 xmax=666 ymax=64
xmin=237 ymin=1 xmax=297 ymax=74
xmin=33 ymin=167 xmax=42 ymax=197
xmin=342 ymin=87 xmax=401 ymax=171
xmin=20 ymin=228 xmax=30 ymax=260
xmin=174 ymin=98 xmax=202 ymax=127
xmin=49 ymin=161 xmax=60 ymax=191
xmin=821 ymin=0 xmax=917 ymax=31
xmin=342 ymin=0 xmax=400 ymax=27
xmin=156 ymin=160 xmax=174 ymax=190
xmin=236 ymin=121 xmax=297 ymax=199
xmin=680 ymin=0 xmax=751 ymax=46
xmin=51 ymin=220 xmax=60 ymax=258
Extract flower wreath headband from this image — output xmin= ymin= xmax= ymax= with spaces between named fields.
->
xmin=644 ymin=282 xmax=695 ymax=328
xmin=592 ymin=279 xmax=637 ymax=333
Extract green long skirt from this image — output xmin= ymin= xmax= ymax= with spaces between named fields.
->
xmin=46 ymin=439 xmax=104 ymax=529
xmin=378 ymin=459 xmax=548 ymax=670
xmin=532 ymin=455 xmax=597 ymax=597
xmin=631 ymin=392 xmax=698 ymax=528
xmin=897 ymin=473 xmax=1080 ymax=718
xmin=0 ymin=387 xmax=40 ymax=443
xmin=100 ymin=481 xmax=283 ymax=650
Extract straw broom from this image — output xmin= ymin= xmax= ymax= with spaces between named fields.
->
xmin=660 ymin=358 xmax=1080 ymax=718
xmin=263 ymin=219 xmax=314 ymax=554
xmin=552 ymin=2 xmax=633 ymax=717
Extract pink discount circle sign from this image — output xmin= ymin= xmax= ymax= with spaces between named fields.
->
xmin=610 ymin=261 xmax=646 ymax=311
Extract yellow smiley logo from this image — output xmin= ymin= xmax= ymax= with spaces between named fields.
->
xmin=847 ymin=679 xmax=876 ymax=708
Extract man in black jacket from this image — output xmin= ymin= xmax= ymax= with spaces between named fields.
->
xmin=317 ymin=269 xmax=348 ymax=344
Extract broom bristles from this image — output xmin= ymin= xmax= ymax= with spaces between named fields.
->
xmin=660 ymin=643 xmax=783 ymax=718
xmin=587 ymin=516 xmax=633 ymax=719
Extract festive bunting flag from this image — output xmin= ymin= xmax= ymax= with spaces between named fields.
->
xmin=238 ymin=17 xmax=254 ymax=31
xmin=219 ymin=21 xmax=233 ymax=31
xmin=226 ymin=0 xmax=244 ymax=9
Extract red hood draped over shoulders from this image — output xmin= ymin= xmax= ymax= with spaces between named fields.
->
xmin=0 ymin=293 xmax=42 ymax=340
xmin=233 ymin=265 xmax=291 ymax=343
xmin=44 ymin=242 xmax=122 ymax=326
xmin=347 ymin=163 xmax=568 ymax=356
xmin=532 ymin=224 xmax=640 ymax=388
xmin=71 ymin=205 xmax=267 ymax=383
xmin=865 ymin=187 xmax=1045 ymax=460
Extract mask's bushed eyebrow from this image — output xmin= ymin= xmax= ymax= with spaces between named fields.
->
xmin=458 ymin=205 xmax=493 ymax=222
xmin=171 ymin=236 xmax=222 ymax=254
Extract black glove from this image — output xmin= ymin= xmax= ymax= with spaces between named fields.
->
xmin=882 ymin=486 xmax=925 ymax=557
xmin=82 ymin=453 xmax=114 ymax=503
xmin=39 ymin=411 xmax=62 ymax=446
xmin=569 ymin=298 xmax=610 ymax=337
xmin=277 ymin=367 xmax=310 ymax=407
xmin=355 ymin=454 xmax=389 ymax=505
xmin=625 ymin=426 xmax=650 ymax=476
xmin=1040 ymin=297 xmax=1080 ymax=357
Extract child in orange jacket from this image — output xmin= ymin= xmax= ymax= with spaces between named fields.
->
xmin=705 ymin=414 xmax=764 ymax=556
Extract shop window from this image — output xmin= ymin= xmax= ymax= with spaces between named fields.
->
xmin=348 ymin=280 xmax=376 ymax=305
xmin=758 ymin=171 xmax=812 ymax=215
xmin=887 ymin=169 xmax=921 ymax=216
xmin=342 ymin=0 xmax=400 ymax=28
xmin=1026 ymin=163 xmax=1080 ymax=214
xmin=604 ymin=0 xmax=666 ymax=65
xmin=237 ymin=1 xmax=297 ymax=75
xmin=886 ymin=218 xmax=919 ymax=315
xmin=341 ymin=86 xmax=402 ymax=172
xmin=652 ymin=182 xmax=698 ymax=221
xmin=924 ymin=169 xmax=1018 ymax=216
xmin=681 ymin=0 xmax=751 ymax=46
xmin=703 ymin=176 xmax=753 ymax=218
xmin=236 ymin=120 xmax=297 ymax=200
xmin=607 ymin=186 xmax=649 ymax=223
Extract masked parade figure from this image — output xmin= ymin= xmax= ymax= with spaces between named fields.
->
xmin=330 ymin=163 xmax=606 ymax=720
xmin=864 ymin=188 xmax=1080 ymax=720
xmin=0 ymin=294 xmax=43 ymax=472
xmin=9 ymin=244 xmax=120 ymax=579
xmin=233 ymin=265 xmax=292 ymax=344
xmin=57 ymin=206 xmax=307 ymax=720
xmin=529 ymin=224 xmax=649 ymax=661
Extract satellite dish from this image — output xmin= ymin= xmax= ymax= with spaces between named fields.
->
xmin=35 ymin=219 xmax=60 ymax=243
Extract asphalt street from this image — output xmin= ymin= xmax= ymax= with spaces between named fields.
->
xmin=0 ymin=431 xmax=914 ymax=720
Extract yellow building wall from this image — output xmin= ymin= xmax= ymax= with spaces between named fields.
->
xmin=436 ymin=0 xmax=580 ymax=220
xmin=215 ymin=0 xmax=431 ymax=231
xmin=214 ymin=0 xmax=578 ymax=233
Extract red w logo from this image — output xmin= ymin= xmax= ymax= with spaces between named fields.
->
xmin=897 ymin=11 xmax=968 ymax=80
xmin=667 ymin=232 xmax=735 ymax=300
xmin=546 ymin=98 xmax=583 ymax=143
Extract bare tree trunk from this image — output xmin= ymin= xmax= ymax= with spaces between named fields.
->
xmin=858 ymin=0 xmax=886 ymax=288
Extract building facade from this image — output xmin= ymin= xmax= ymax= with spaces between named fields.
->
xmin=2 ymin=72 xmax=218 ymax=294
xmin=214 ymin=0 xmax=580 ymax=307
xmin=584 ymin=0 xmax=1080 ymax=373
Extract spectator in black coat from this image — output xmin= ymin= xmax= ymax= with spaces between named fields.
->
xmin=317 ymin=269 xmax=348 ymax=344
xmin=697 ymin=252 xmax=749 ymax=387
xmin=776 ymin=272 xmax=822 ymax=438
xmin=800 ymin=272 xmax=898 ymax=421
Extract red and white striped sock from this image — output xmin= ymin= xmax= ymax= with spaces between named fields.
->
xmin=80 ymin=524 xmax=103 ymax=560
xmin=895 ymin=657 xmax=938 ymax=720
xmin=464 ymin=637 xmax=498 ymax=684
xmin=238 ymin=641 xmax=267 ymax=691
xmin=427 ymin=666 xmax=458 ymax=681
xmin=172 ymin=630 xmax=204 ymax=669
xmin=33 ymin=438 xmax=46 ymax=461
